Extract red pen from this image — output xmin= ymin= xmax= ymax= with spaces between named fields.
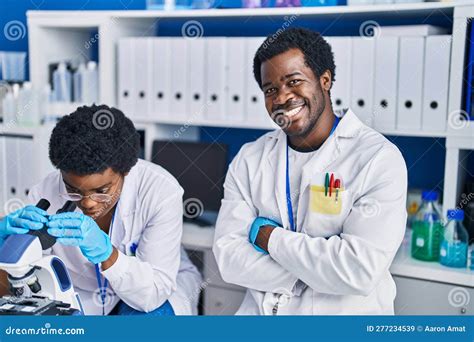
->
xmin=329 ymin=173 xmax=334 ymax=197
xmin=335 ymin=179 xmax=341 ymax=202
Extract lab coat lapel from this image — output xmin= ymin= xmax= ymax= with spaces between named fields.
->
xmin=113 ymin=167 xmax=139 ymax=246
xmin=268 ymin=130 xmax=291 ymax=229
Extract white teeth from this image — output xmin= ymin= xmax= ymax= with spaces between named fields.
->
xmin=286 ymin=105 xmax=304 ymax=117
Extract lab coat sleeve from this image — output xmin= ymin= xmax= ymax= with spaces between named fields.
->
xmin=267 ymin=146 xmax=407 ymax=296
xmin=213 ymin=156 xmax=299 ymax=294
xmin=101 ymin=193 xmax=182 ymax=312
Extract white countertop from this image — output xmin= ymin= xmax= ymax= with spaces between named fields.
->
xmin=182 ymin=224 xmax=474 ymax=288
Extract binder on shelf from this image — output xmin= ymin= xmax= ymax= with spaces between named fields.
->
xmin=169 ymin=38 xmax=188 ymax=120
xmin=205 ymin=37 xmax=227 ymax=121
xmin=133 ymin=38 xmax=154 ymax=119
xmin=326 ymin=36 xmax=352 ymax=111
xmin=153 ymin=38 xmax=172 ymax=120
xmin=187 ymin=38 xmax=206 ymax=121
xmin=397 ymin=36 xmax=425 ymax=131
xmin=4 ymin=137 xmax=19 ymax=202
xmin=16 ymin=137 xmax=34 ymax=203
xmin=245 ymin=37 xmax=267 ymax=123
xmin=117 ymin=38 xmax=135 ymax=118
xmin=226 ymin=38 xmax=246 ymax=122
xmin=422 ymin=35 xmax=451 ymax=132
xmin=373 ymin=36 xmax=399 ymax=132
xmin=350 ymin=37 xmax=375 ymax=127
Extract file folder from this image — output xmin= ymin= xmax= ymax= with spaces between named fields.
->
xmin=133 ymin=38 xmax=154 ymax=119
xmin=187 ymin=38 xmax=206 ymax=121
xmin=422 ymin=35 xmax=451 ymax=132
xmin=169 ymin=38 xmax=188 ymax=120
xmin=373 ymin=37 xmax=399 ymax=132
xmin=350 ymin=37 xmax=375 ymax=127
xmin=397 ymin=37 xmax=425 ymax=131
xmin=153 ymin=38 xmax=172 ymax=120
xmin=226 ymin=38 xmax=246 ymax=121
xmin=4 ymin=137 xmax=19 ymax=202
xmin=326 ymin=37 xmax=352 ymax=111
xmin=205 ymin=37 xmax=227 ymax=121
xmin=245 ymin=37 xmax=267 ymax=123
xmin=118 ymin=38 xmax=135 ymax=118
xmin=16 ymin=137 xmax=34 ymax=202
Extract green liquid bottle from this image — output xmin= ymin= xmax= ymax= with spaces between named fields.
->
xmin=411 ymin=190 xmax=443 ymax=261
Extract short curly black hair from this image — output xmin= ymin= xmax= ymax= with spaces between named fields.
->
xmin=49 ymin=104 xmax=140 ymax=175
xmin=253 ymin=28 xmax=336 ymax=92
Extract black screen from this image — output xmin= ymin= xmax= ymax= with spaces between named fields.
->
xmin=151 ymin=140 xmax=228 ymax=213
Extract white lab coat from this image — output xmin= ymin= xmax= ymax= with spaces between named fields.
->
xmin=28 ymin=159 xmax=202 ymax=315
xmin=213 ymin=109 xmax=408 ymax=315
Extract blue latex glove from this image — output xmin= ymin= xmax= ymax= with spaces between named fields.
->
xmin=46 ymin=212 xmax=112 ymax=264
xmin=249 ymin=217 xmax=281 ymax=254
xmin=0 ymin=206 xmax=48 ymax=244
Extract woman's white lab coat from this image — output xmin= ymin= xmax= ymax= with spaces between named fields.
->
xmin=28 ymin=159 xmax=202 ymax=315
xmin=213 ymin=109 xmax=408 ymax=315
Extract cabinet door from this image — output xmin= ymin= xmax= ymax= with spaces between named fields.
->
xmin=394 ymin=276 xmax=473 ymax=315
xmin=204 ymin=286 xmax=246 ymax=316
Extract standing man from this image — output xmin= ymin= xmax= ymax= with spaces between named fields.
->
xmin=213 ymin=28 xmax=408 ymax=315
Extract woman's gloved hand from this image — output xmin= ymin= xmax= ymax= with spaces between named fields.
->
xmin=0 ymin=205 xmax=49 ymax=244
xmin=47 ymin=212 xmax=112 ymax=264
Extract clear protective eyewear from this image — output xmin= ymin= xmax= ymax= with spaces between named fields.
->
xmin=59 ymin=176 xmax=122 ymax=203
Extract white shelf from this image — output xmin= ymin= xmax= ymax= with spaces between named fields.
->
xmin=27 ymin=3 xmax=455 ymax=21
xmin=391 ymin=235 xmax=474 ymax=288
xmin=182 ymin=223 xmax=474 ymax=288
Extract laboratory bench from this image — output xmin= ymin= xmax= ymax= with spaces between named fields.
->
xmin=182 ymin=224 xmax=474 ymax=315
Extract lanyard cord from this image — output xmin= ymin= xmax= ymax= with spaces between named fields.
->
xmin=285 ymin=115 xmax=340 ymax=232
xmin=94 ymin=205 xmax=117 ymax=316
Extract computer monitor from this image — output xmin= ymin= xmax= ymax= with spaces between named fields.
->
xmin=151 ymin=140 xmax=228 ymax=225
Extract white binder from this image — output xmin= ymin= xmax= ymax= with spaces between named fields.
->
xmin=205 ymin=37 xmax=227 ymax=121
xmin=326 ymin=37 xmax=352 ymax=111
xmin=16 ymin=137 xmax=34 ymax=203
xmin=397 ymin=36 xmax=425 ymax=131
xmin=350 ymin=37 xmax=375 ymax=127
xmin=153 ymin=38 xmax=172 ymax=120
xmin=117 ymin=38 xmax=135 ymax=118
xmin=422 ymin=35 xmax=451 ymax=133
xmin=133 ymin=38 xmax=154 ymax=119
xmin=4 ymin=137 xmax=19 ymax=203
xmin=373 ymin=37 xmax=399 ymax=132
xmin=245 ymin=37 xmax=267 ymax=123
xmin=169 ymin=38 xmax=188 ymax=120
xmin=187 ymin=38 xmax=206 ymax=121
xmin=226 ymin=38 xmax=246 ymax=121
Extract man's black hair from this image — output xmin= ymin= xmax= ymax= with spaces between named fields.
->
xmin=253 ymin=27 xmax=336 ymax=92
xmin=49 ymin=104 xmax=140 ymax=175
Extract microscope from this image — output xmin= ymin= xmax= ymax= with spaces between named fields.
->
xmin=0 ymin=199 xmax=83 ymax=315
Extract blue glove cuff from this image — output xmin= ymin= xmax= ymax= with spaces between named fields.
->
xmin=249 ymin=217 xmax=280 ymax=254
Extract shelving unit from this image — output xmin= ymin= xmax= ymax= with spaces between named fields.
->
xmin=16 ymin=2 xmax=473 ymax=316
xmin=26 ymin=2 xmax=473 ymax=213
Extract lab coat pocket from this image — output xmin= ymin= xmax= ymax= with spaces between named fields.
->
xmin=310 ymin=185 xmax=344 ymax=215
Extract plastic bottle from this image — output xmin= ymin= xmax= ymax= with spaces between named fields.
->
xmin=52 ymin=62 xmax=72 ymax=102
xmin=73 ymin=62 xmax=86 ymax=103
xmin=411 ymin=190 xmax=443 ymax=261
xmin=440 ymin=209 xmax=469 ymax=268
xmin=17 ymin=82 xmax=41 ymax=126
xmin=81 ymin=61 xmax=98 ymax=104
